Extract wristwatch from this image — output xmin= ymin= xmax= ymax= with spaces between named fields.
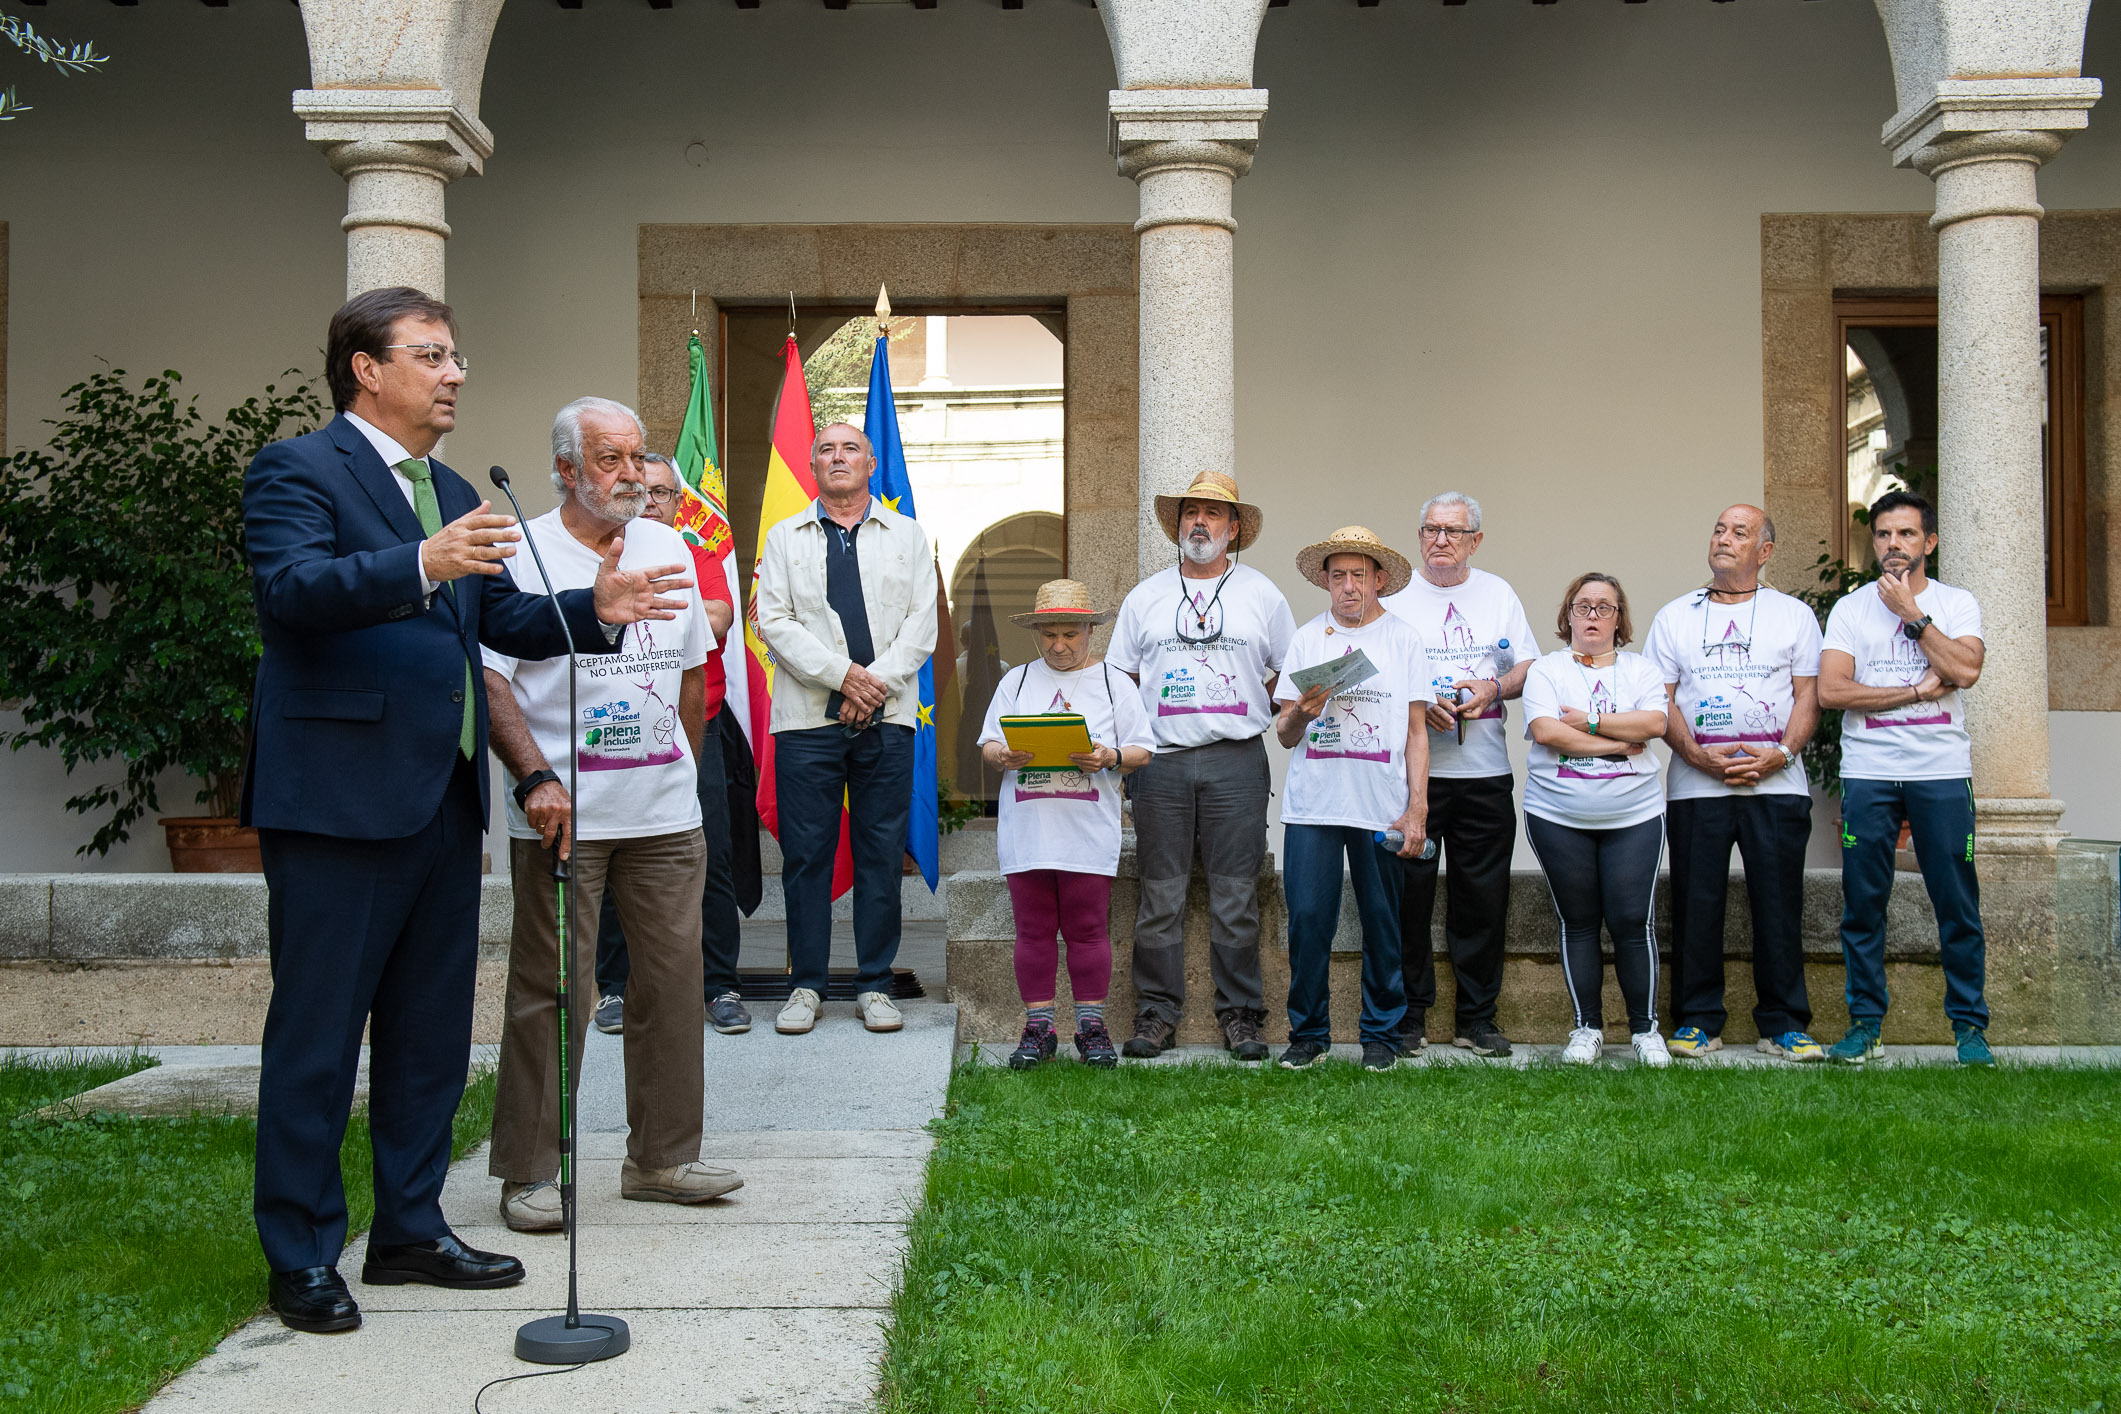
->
xmin=513 ymin=768 xmax=561 ymax=810
xmin=1903 ymin=614 xmax=1933 ymax=641
xmin=1587 ymin=710 xmax=1602 ymax=737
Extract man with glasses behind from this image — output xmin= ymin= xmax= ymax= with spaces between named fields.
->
xmin=1380 ymin=493 xmax=1539 ymax=1057
xmin=591 ymin=453 xmax=751 ymax=1038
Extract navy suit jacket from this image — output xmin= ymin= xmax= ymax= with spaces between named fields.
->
xmin=241 ymin=414 xmax=618 ymax=839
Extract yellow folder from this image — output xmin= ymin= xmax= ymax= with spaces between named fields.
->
xmin=998 ymin=713 xmax=1095 ymax=770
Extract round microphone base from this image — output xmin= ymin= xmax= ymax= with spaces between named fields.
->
xmin=515 ymin=1313 xmax=630 ymax=1365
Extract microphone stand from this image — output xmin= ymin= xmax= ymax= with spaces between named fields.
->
xmin=489 ymin=466 xmax=631 ymax=1367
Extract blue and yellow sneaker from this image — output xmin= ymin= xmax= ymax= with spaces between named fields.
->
xmin=1826 ymin=1019 xmax=1883 ymax=1065
xmin=1668 ymin=1026 xmax=1721 ymax=1059
xmin=1756 ymin=1031 xmax=1825 ymax=1063
xmin=1954 ymin=1023 xmax=1995 ymax=1067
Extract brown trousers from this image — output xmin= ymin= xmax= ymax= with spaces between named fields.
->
xmin=490 ymin=828 xmax=707 ymax=1182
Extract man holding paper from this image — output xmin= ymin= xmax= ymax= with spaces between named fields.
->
xmin=1273 ymin=527 xmax=1432 ymax=1072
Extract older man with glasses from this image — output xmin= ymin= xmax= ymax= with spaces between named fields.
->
xmin=1380 ymin=493 xmax=1539 ymax=1058
xmin=590 ymin=453 xmax=753 ymax=1039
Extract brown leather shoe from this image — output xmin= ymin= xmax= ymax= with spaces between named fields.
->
xmin=1120 ymin=1013 xmax=1176 ymax=1059
xmin=1219 ymin=1008 xmax=1269 ymax=1063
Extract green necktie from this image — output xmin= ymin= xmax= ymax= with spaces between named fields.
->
xmin=399 ymin=458 xmax=476 ymax=760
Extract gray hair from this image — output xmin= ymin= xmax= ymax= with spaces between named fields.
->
xmin=1759 ymin=514 xmax=1778 ymax=546
xmin=642 ymin=451 xmax=675 ymax=468
xmin=550 ymin=396 xmax=648 ymax=492
xmin=1420 ymin=491 xmax=1483 ymax=532
xmin=811 ymin=423 xmax=873 ymax=460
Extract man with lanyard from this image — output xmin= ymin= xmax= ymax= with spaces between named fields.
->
xmin=1818 ymin=490 xmax=1991 ymax=1066
xmin=1274 ymin=527 xmax=1431 ymax=1072
xmin=1107 ymin=471 xmax=1297 ymax=1061
xmin=1644 ymin=504 xmax=1823 ymax=1062
xmin=1381 ymin=491 xmax=1538 ymax=1057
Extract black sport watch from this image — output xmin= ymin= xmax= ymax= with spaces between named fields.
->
xmin=512 ymin=768 xmax=561 ymax=810
xmin=1902 ymin=614 xmax=1934 ymax=641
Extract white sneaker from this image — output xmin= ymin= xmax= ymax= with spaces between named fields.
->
xmin=1631 ymin=1031 xmax=1672 ymax=1069
xmin=856 ymin=990 xmax=903 ymax=1032
xmin=776 ymin=987 xmax=822 ymax=1034
xmin=499 ymin=1179 xmax=563 ymax=1232
xmin=1561 ymin=1026 xmax=1603 ymax=1065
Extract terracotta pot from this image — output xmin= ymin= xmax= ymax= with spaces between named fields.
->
xmin=161 ymin=817 xmax=263 ymax=873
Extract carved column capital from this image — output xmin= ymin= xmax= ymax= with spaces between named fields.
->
xmin=1109 ymin=88 xmax=1266 ymax=232
xmin=1885 ymin=78 xmax=2098 ymax=227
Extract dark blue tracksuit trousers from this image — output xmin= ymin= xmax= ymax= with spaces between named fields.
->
xmin=1838 ymin=776 xmax=1987 ymax=1029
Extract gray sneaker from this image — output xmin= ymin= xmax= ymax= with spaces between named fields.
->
xmin=592 ymin=992 xmax=623 ymax=1035
xmin=708 ymin=991 xmax=752 ymax=1035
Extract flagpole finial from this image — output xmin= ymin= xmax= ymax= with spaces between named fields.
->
xmin=875 ymin=284 xmax=892 ymax=332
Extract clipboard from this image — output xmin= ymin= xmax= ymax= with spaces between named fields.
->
xmin=999 ymin=713 xmax=1095 ymax=770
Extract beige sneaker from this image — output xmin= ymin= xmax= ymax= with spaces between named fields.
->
xmin=499 ymin=1179 xmax=563 ymax=1232
xmin=620 ymin=1158 xmax=744 ymax=1204
xmin=856 ymin=990 xmax=903 ymax=1032
xmin=776 ymin=987 xmax=822 ymax=1034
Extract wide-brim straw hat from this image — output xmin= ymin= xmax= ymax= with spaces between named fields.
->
xmin=1296 ymin=525 xmax=1415 ymax=597
xmin=1009 ymin=578 xmax=1117 ymax=628
xmin=1152 ymin=471 xmax=1264 ymax=554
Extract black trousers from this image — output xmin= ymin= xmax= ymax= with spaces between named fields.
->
xmin=1666 ymin=793 xmax=1814 ymax=1037
xmin=1525 ymin=813 xmax=1664 ymax=1034
xmin=597 ymin=711 xmax=745 ymax=999
xmin=1399 ymin=774 xmax=1518 ymax=1030
xmin=776 ymin=722 xmax=913 ymax=994
xmin=254 ymin=755 xmax=482 ymax=1273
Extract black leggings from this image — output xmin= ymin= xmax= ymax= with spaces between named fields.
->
xmin=1525 ymin=813 xmax=1664 ymax=1034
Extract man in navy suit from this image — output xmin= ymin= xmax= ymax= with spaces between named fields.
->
xmin=241 ymin=286 xmax=693 ymax=1334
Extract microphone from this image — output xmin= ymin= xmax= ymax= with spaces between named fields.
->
xmin=486 ymin=465 xmax=629 ymax=1367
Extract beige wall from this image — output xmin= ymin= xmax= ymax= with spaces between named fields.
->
xmin=3 ymin=0 xmax=2118 ymax=870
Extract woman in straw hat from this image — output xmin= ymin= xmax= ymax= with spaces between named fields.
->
xmin=978 ymin=581 xmax=1157 ymax=1069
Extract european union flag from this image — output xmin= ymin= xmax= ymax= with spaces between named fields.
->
xmin=865 ymin=334 xmax=941 ymax=890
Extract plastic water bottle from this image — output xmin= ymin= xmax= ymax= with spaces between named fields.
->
xmin=1375 ymin=829 xmax=1438 ymax=861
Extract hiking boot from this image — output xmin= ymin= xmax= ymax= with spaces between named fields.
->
xmin=592 ymin=992 xmax=623 ymax=1035
xmin=1757 ymin=1031 xmax=1824 ymax=1063
xmin=1400 ymin=1009 xmax=1427 ymax=1054
xmin=707 ymin=991 xmax=752 ymax=1035
xmin=1826 ymin=1019 xmax=1883 ymax=1065
xmin=1954 ymin=1023 xmax=1995 ymax=1067
xmin=1219 ymin=1008 xmax=1270 ymax=1063
xmin=1631 ymin=1031 xmax=1672 ymax=1069
xmin=1668 ymin=1026 xmax=1721 ymax=1059
xmin=1121 ymin=1014 xmax=1176 ymax=1059
xmin=1560 ymin=1026 xmax=1603 ymax=1066
xmin=1278 ymin=1038 xmax=1329 ymax=1070
xmin=1008 ymin=1018 xmax=1058 ymax=1070
xmin=1452 ymin=1021 xmax=1512 ymax=1058
xmin=1360 ymin=1041 xmax=1398 ymax=1072
xmin=1073 ymin=1017 xmax=1119 ymax=1069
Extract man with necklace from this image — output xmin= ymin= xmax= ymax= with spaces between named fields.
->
xmin=1644 ymin=504 xmax=1823 ymax=1062
xmin=1107 ymin=471 xmax=1297 ymax=1060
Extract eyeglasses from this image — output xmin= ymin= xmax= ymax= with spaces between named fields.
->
xmin=1418 ymin=525 xmax=1474 ymax=542
xmin=1569 ymin=602 xmax=1618 ymax=620
xmin=644 ymin=486 xmax=679 ymax=505
xmin=381 ymin=343 xmax=469 ymax=373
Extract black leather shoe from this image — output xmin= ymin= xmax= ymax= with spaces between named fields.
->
xmin=268 ymin=1266 xmax=361 ymax=1334
xmin=362 ymin=1232 xmax=525 ymax=1289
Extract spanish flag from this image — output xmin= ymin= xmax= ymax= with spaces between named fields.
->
xmin=747 ymin=334 xmax=854 ymax=898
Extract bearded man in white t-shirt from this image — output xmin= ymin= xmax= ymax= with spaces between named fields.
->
xmin=1818 ymin=490 xmax=1991 ymax=1067
xmin=1380 ymin=491 xmax=1538 ymax=1059
xmin=1107 ymin=472 xmax=1297 ymax=1061
xmin=1645 ymin=504 xmax=1823 ymax=1063
xmin=482 ymin=397 xmax=742 ymax=1233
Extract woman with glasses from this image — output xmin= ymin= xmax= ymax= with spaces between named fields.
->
xmin=1521 ymin=573 xmax=1671 ymax=1067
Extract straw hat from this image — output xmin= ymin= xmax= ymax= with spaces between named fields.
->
xmin=1009 ymin=579 xmax=1117 ymax=628
xmin=1295 ymin=525 xmax=1415 ymax=597
xmin=1152 ymin=471 xmax=1264 ymax=554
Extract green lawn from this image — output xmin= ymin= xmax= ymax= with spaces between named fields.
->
xmin=0 ymin=1050 xmax=498 ymax=1414
xmin=884 ymin=1059 xmax=2121 ymax=1414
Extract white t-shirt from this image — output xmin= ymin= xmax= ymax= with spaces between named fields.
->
xmin=979 ymin=659 xmax=1157 ymax=876
xmin=483 ymin=512 xmax=713 ymax=842
xmin=1273 ymin=611 xmax=1432 ymax=831
xmin=1521 ymin=650 xmax=1667 ymax=829
xmin=1822 ymin=579 xmax=1983 ymax=781
xmin=1108 ymin=563 xmax=1297 ymax=749
xmin=1382 ymin=568 xmax=1540 ymax=780
xmin=1644 ymin=586 xmax=1822 ymax=800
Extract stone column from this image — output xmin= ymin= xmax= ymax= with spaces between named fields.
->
xmin=294 ymin=90 xmax=493 ymax=300
xmin=1110 ymin=89 xmax=1266 ymax=579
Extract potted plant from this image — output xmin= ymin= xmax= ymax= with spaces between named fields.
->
xmin=0 ymin=367 xmax=324 ymax=868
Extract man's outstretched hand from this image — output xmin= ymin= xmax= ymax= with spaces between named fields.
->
xmin=592 ymin=534 xmax=694 ymax=624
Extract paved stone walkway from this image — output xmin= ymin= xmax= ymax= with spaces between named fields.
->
xmin=143 ymin=998 xmax=956 ymax=1414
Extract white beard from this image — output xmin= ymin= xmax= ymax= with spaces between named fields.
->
xmin=1182 ymin=530 xmax=1231 ymax=566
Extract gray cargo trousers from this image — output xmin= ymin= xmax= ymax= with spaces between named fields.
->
xmin=1127 ymin=733 xmax=1271 ymax=1025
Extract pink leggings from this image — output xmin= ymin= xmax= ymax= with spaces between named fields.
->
xmin=1006 ymin=870 xmax=1115 ymax=1005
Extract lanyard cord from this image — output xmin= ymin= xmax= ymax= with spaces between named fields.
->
xmin=1697 ymin=585 xmax=1762 ymax=657
xmin=1173 ymin=554 xmax=1238 ymax=645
